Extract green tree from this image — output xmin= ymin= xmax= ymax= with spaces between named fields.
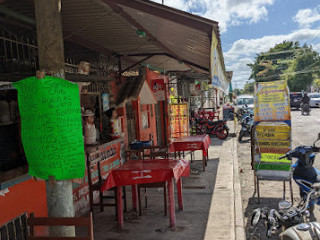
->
xmin=248 ymin=41 xmax=298 ymax=82
xmin=243 ymin=82 xmax=255 ymax=94
xmin=247 ymin=41 xmax=320 ymax=91
xmin=314 ymin=78 xmax=320 ymax=89
xmin=284 ymin=44 xmax=320 ymax=91
xmin=233 ymin=88 xmax=243 ymax=96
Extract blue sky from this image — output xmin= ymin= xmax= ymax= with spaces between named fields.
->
xmin=151 ymin=0 xmax=320 ymax=89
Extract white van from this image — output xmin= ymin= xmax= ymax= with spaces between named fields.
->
xmin=236 ymin=95 xmax=254 ymax=112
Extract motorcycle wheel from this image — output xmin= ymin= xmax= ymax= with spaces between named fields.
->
xmin=215 ymin=126 xmax=229 ymax=140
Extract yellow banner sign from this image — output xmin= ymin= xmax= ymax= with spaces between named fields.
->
xmin=254 ymin=80 xmax=291 ymax=122
xmin=169 ymin=103 xmax=189 ymax=138
xmin=256 ymin=122 xmax=291 ymax=141
xmin=258 ymin=140 xmax=291 ymax=148
xmin=254 ymin=121 xmax=291 ymax=159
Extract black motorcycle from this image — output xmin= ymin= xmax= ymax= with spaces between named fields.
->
xmin=301 ymin=103 xmax=310 ymax=115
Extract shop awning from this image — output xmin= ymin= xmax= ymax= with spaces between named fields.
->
xmin=2 ymin=0 xmax=222 ymax=75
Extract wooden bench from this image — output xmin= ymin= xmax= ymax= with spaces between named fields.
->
xmin=27 ymin=212 xmax=94 ymax=240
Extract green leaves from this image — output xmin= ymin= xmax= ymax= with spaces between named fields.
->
xmin=248 ymin=41 xmax=320 ymax=91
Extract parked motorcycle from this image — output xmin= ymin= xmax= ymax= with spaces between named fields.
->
xmin=250 ymin=133 xmax=320 ymax=240
xmin=301 ymin=103 xmax=310 ymax=115
xmin=250 ymin=190 xmax=320 ymax=239
xmin=196 ymin=118 xmax=229 ymax=140
xmin=238 ymin=112 xmax=254 ymax=142
xmin=236 ymin=104 xmax=253 ymax=123
xmin=280 ymin=133 xmax=320 ymax=211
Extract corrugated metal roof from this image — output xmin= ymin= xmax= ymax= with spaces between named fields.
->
xmin=1 ymin=0 xmax=224 ymax=76
xmin=119 ymin=3 xmax=212 ymax=70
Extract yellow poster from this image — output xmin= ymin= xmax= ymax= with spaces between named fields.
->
xmin=256 ymin=122 xmax=290 ymax=141
xmin=169 ymin=103 xmax=189 ymax=138
xmin=254 ymin=80 xmax=290 ymax=122
xmin=254 ymin=121 xmax=292 ymax=170
xmin=255 ymin=121 xmax=291 ymax=149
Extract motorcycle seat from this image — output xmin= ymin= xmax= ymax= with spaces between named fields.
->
xmin=311 ymin=182 xmax=320 ymax=190
xmin=208 ymin=120 xmax=224 ymax=125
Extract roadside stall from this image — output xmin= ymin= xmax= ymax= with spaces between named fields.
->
xmin=73 ymin=79 xmax=126 ymax=216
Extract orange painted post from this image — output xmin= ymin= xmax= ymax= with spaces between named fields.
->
xmin=167 ymin=178 xmax=176 ymax=227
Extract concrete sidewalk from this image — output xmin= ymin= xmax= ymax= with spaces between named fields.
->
xmin=204 ymin=130 xmax=245 ymax=240
xmin=91 ymin=122 xmax=245 ymax=240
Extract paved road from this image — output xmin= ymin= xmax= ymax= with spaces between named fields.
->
xmin=238 ymin=107 xmax=320 ymax=239
xmin=291 ymin=107 xmax=320 ymax=221
xmin=291 ymin=107 xmax=320 ymax=147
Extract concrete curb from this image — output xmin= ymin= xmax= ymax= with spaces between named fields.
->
xmin=232 ymin=137 xmax=246 ymax=240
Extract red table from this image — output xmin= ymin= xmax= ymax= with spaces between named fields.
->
xmin=170 ymin=135 xmax=211 ymax=171
xmin=101 ymin=159 xmax=190 ymax=228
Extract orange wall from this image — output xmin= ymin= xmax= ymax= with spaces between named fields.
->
xmin=0 ymin=179 xmax=47 ymax=225
xmin=139 ymin=103 xmax=157 ymax=145
xmin=146 ymin=68 xmax=170 ymax=144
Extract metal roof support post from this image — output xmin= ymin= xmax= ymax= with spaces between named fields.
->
xmin=34 ymin=0 xmax=75 ymax=237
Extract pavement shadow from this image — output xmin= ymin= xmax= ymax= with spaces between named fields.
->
xmin=209 ymin=137 xmax=226 ymax=146
xmin=91 ymin=157 xmax=220 ymax=240
xmin=239 ymin=138 xmax=251 ymax=144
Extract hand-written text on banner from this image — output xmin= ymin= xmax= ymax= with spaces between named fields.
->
xmin=254 ymin=80 xmax=290 ymax=122
xmin=254 ymin=121 xmax=291 ymax=171
xmin=13 ymin=76 xmax=85 ymax=180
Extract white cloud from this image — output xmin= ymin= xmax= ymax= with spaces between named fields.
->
xmin=293 ymin=5 xmax=320 ymax=28
xmin=313 ymin=43 xmax=320 ymax=52
xmin=225 ymin=28 xmax=320 ymax=88
xmin=152 ymin=0 xmax=275 ymax=33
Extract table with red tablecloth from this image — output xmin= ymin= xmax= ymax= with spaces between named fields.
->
xmin=170 ymin=135 xmax=211 ymax=171
xmin=101 ymin=159 xmax=190 ymax=228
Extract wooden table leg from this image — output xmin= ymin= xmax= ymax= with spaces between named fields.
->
xmin=131 ymin=185 xmax=138 ymax=211
xmin=117 ymin=186 xmax=123 ymax=228
xmin=177 ymin=178 xmax=183 ymax=210
xmin=167 ymin=178 xmax=176 ymax=228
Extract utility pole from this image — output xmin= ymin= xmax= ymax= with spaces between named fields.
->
xmin=34 ymin=0 xmax=75 ymax=237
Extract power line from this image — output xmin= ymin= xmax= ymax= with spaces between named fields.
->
xmin=187 ymin=1 xmax=193 ymax=14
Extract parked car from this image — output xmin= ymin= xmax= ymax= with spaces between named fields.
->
xmin=290 ymin=92 xmax=302 ymax=109
xmin=310 ymin=93 xmax=320 ymax=107
xmin=235 ymin=95 xmax=254 ymax=113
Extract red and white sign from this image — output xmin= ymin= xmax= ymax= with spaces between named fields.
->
xmin=151 ymin=79 xmax=165 ymax=101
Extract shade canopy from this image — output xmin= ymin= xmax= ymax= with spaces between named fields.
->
xmin=1 ymin=0 xmax=224 ymax=76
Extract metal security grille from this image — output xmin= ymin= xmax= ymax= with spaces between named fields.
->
xmin=82 ymin=82 xmax=110 ymax=93
xmin=0 ymin=213 xmax=28 ymax=240
xmin=0 ymin=30 xmax=38 ymax=74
